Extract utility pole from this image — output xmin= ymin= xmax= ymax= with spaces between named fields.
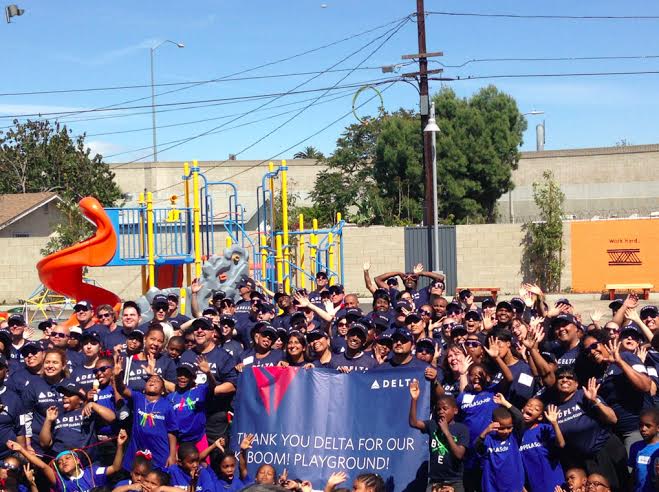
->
xmin=416 ymin=0 xmax=433 ymax=229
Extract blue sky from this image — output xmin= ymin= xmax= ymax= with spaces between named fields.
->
xmin=1 ymin=1 xmax=658 ymax=163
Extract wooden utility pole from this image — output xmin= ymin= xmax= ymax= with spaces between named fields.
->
xmin=416 ymin=0 xmax=433 ymax=228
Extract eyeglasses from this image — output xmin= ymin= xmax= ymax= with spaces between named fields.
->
xmin=557 ymin=374 xmax=576 ymax=381
xmin=337 ymin=322 xmax=348 ymax=327
xmin=586 ymin=481 xmax=610 ymax=490
xmin=50 ymin=332 xmax=68 ymax=339
xmin=98 ymin=313 xmax=113 ymax=319
xmin=93 ymin=365 xmax=112 ymax=374
xmin=464 ymin=341 xmax=481 ymax=348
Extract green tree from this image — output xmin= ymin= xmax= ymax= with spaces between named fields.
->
xmin=433 ymin=86 xmax=526 ymax=223
xmin=521 ymin=170 xmax=565 ymax=292
xmin=293 ymin=146 xmax=325 ymax=160
xmin=0 ymin=119 xmax=123 ymax=254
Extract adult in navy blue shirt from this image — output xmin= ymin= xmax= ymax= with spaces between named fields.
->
xmin=7 ymin=314 xmax=28 ymax=366
xmin=238 ymin=322 xmax=284 ymax=369
xmin=70 ymin=331 xmax=103 ymax=392
xmin=376 ymin=328 xmax=432 ymax=373
xmin=122 ymin=325 xmax=176 ymax=393
xmin=544 ymin=314 xmax=582 ymax=368
xmin=72 ymin=299 xmax=97 ymax=332
xmin=308 ymin=271 xmax=329 ymax=308
xmin=9 ymin=341 xmax=44 ymax=397
xmin=542 ymin=366 xmax=629 ymax=491
xmin=307 ymin=329 xmax=333 ymax=368
xmin=103 ymin=301 xmax=143 ymax=351
xmin=219 ymin=316 xmax=243 ymax=358
xmin=329 ymin=322 xmax=378 ymax=372
xmin=233 ymin=277 xmax=257 ymax=327
xmin=179 ymin=317 xmax=238 ymax=443
xmin=21 ymin=348 xmax=67 ymax=456
xmin=279 ymin=331 xmax=309 ymax=367
xmin=272 ymin=293 xmax=295 ymax=331
xmin=0 ymin=355 xmax=24 ymax=458
xmin=165 ymin=293 xmax=190 ymax=326
xmin=580 ymin=329 xmax=652 ymax=452
xmin=374 ymin=264 xmax=445 ymax=309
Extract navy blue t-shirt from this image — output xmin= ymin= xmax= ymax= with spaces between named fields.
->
xmin=48 ymin=407 xmax=96 ymax=455
xmin=520 ymin=423 xmax=565 ymax=492
xmin=597 ymin=351 xmax=649 ymax=433
xmin=70 ymin=364 xmax=98 ymax=393
xmin=239 ymin=348 xmax=284 ymax=368
xmin=551 ymin=343 xmax=580 ymax=368
xmin=102 ymin=326 xmax=134 ymax=350
xmin=423 ymin=419 xmax=469 ymax=483
xmin=0 ymin=387 xmax=24 ymax=458
xmin=544 ymin=388 xmax=610 ymax=456
xmin=376 ymin=356 xmax=429 ymax=371
xmin=222 ymin=339 xmax=243 ymax=358
xmin=122 ymin=355 xmax=177 ymax=392
xmin=329 ymin=351 xmax=379 ymax=372
xmin=21 ymin=376 xmax=64 ymax=454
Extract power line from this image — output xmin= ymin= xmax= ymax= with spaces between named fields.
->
xmin=117 ymin=17 xmax=410 ymax=167
xmin=0 ymin=65 xmax=413 ymax=98
xmin=427 ymin=11 xmax=659 ymax=20
xmin=432 ymin=54 xmax=659 ymax=68
xmin=445 ymin=69 xmax=659 ymax=81
xmin=48 ymin=14 xmax=412 ymax=125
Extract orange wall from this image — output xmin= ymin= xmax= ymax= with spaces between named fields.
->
xmin=571 ymin=219 xmax=659 ymax=292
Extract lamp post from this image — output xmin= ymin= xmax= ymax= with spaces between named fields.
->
xmin=150 ymin=40 xmax=184 ymax=163
xmin=423 ymin=101 xmax=440 ymax=272
xmin=509 ymin=110 xmax=545 ymax=223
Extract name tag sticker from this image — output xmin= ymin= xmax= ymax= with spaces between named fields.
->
xmin=638 ymin=455 xmax=650 ymax=465
xmin=518 ymin=373 xmax=534 ymax=387
xmin=242 ymin=356 xmax=254 ymax=366
xmin=462 ymin=394 xmax=475 ymax=405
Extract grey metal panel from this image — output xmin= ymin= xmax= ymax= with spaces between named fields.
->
xmin=404 ymin=226 xmax=457 ymax=293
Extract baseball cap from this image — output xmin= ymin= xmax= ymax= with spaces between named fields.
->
xmin=127 ymin=330 xmax=144 ymax=340
xmin=176 ymin=361 xmax=197 ymax=376
xmin=37 ymin=319 xmax=55 ymax=331
xmin=151 ymin=294 xmax=168 ymax=307
xmin=19 ymin=341 xmax=44 ymax=356
xmin=416 ymin=338 xmax=435 ymax=353
xmin=306 ymin=329 xmax=329 ymax=342
xmin=405 ymin=313 xmax=422 ymax=324
xmin=451 ymin=324 xmax=468 ymax=337
xmin=608 ymin=299 xmax=624 ymax=311
xmin=620 ymin=322 xmax=644 ymax=340
xmin=394 ymin=300 xmax=412 ymax=312
xmin=496 ymin=300 xmax=514 ymax=311
xmin=69 ymin=326 xmax=82 ymax=338
xmin=74 ymin=300 xmax=93 ymax=311
xmin=7 ymin=314 xmax=26 ymax=327
xmin=465 ymin=310 xmax=482 ymax=321
xmin=430 ymin=279 xmax=445 ymax=289
xmin=640 ymin=305 xmax=658 ymax=319
xmin=371 ymin=313 xmax=390 ymax=331
xmin=258 ymin=303 xmax=276 ymax=314
xmin=315 ymin=271 xmax=328 ymax=279
xmin=202 ymin=308 xmax=219 ymax=317
xmin=56 ymin=380 xmax=87 ymax=399
xmin=290 ymin=312 xmax=307 ymax=326
xmin=551 ymin=313 xmax=578 ymax=327
xmin=344 ymin=307 xmax=363 ymax=321
xmin=482 ymin=297 xmax=496 ymax=309
xmin=237 ymin=277 xmax=256 ymax=290
xmin=220 ymin=316 xmax=236 ymax=327
xmin=80 ymin=331 xmax=102 ymax=345
xmin=212 ymin=291 xmax=226 ymax=302
xmin=347 ymin=322 xmax=368 ymax=339
xmin=375 ymin=333 xmax=393 ymax=347
xmin=458 ymin=289 xmax=473 ymax=300
xmin=392 ymin=328 xmax=414 ymax=343
xmin=446 ymin=302 xmax=462 ymax=316
xmin=256 ymin=322 xmax=278 ymax=339
xmin=191 ymin=317 xmax=213 ymax=331
xmin=166 ymin=293 xmax=179 ymax=302
xmin=556 ymin=297 xmax=572 ymax=307
xmin=510 ymin=297 xmax=526 ymax=313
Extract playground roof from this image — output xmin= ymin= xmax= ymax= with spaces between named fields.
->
xmin=0 ymin=192 xmax=61 ymax=231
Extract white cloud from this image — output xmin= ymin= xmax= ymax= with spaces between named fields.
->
xmin=87 ymin=140 xmax=124 ymax=157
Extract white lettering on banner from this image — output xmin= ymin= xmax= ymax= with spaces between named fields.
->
xmin=369 ymin=378 xmax=413 ymax=390
xmin=292 ymin=453 xmax=390 ymax=470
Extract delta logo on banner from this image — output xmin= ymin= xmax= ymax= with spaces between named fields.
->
xmin=231 ymin=366 xmax=431 ymax=492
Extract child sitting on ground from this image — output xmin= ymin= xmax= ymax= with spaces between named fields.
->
xmin=628 ymin=408 xmax=659 ymax=492
xmin=475 ymin=393 xmax=524 ymax=492
xmin=112 ymin=453 xmax=152 ymax=491
xmin=408 ymin=379 xmax=469 ymax=491
xmin=201 ymin=435 xmax=253 ymax=492
xmin=166 ymin=442 xmax=215 ymax=492
xmin=7 ymin=429 xmax=127 ymax=492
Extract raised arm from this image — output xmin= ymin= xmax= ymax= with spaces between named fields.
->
xmin=544 ymin=404 xmax=566 ymax=448
xmin=413 ymin=263 xmax=445 ymax=282
xmin=7 ymin=440 xmax=57 ymax=485
xmin=408 ymin=379 xmax=426 ymax=431
xmin=38 ymin=406 xmax=57 ymax=450
xmin=294 ymin=292 xmax=333 ymax=323
xmin=106 ymin=429 xmax=128 ymax=475
xmin=608 ymin=340 xmax=651 ymax=393
xmin=374 ymin=271 xmax=404 ymax=289
xmin=190 ymin=278 xmax=203 ymax=318
xmin=113 ymin=356 xmax=132 ymax=400
xmin=362 ymin=262 xmax=377 ymax=294
xmin=583 ymin=378 xmax=617 ymax=425
xmin=239 ymin=434 xmax=255 ymax=480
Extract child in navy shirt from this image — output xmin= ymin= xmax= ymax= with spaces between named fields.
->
xmin=517 ymin=397 xmax=565 ymax=492
xmin=629 ymin=408 xmax=659 ymax=492
xmin=475 ymin=395 xmax=525 ymax=492
xmin=7 ymin=429 xmax=127 ymax=492
xmin=166 ymin=442 xmax=216 ymax=492
xmin=409 ymin=379 xmax=469 ymax=491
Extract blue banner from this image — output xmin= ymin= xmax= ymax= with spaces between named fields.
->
xmin=231 ymin=367 xmax=430 ymax=492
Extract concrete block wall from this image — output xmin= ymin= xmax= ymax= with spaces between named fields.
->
xmin=0 ymin=237 xmax=50 ymax=304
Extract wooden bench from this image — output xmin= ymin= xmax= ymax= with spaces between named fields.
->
xmin=455 ymin=287 xmax=500 ymax=301
xmin=606 ymin=283 xmax=653 ymax=300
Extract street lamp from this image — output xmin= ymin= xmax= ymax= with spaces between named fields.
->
xmin=424 ymin=101 xmax=440 ymax=272
xmin=150 ymin=40 xmax=184 ymax=163
xmin=508 ymin=110 xmax=545 ymax=223
xmin=4 ymin=4 xmax=24 ymax=23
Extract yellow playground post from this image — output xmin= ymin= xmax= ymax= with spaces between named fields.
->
xmin=146 ymin=192 xmax=156 ymax=288
xmin=260 ymin=235 xmax=268 ymax=279
xmin=336 ymin=212 xmax=342 ymax=283
xmin=138 ymin=192 xmax=147 ymax=293
xmin=298 ymin=213 xmax=306 ymax=290
xmin=310 ymin=218 xmax=318 ymax=276
xmin=328 ymin=232 xmax=335 ymax=286
xmin=192 ymin=161 xmax=203 ymax=279
xmin=183 ymin=161 xmax=192 ymax=284
xmin=225 ymin=236 xmax=233 ymax=248
xmin=269 ymin=161 xmax=276 ymax=231
xmin=275 ymin=235 xmax=284 ymax=289
xmin=281 ymin=160 xmax=290 ymax=294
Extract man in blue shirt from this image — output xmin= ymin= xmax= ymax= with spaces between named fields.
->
xmin=329 ymin=322 xmax=378 ymax=372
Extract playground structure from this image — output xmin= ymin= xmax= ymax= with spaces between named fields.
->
xmin=35 ymin=160 xmax=344 ymax=318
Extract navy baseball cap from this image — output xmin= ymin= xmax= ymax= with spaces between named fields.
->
xmin=191 ymin=317 xmax=213 ymax=331
xmin=80 ymin=331 xmax=102 ymax=345
xmin=510 ymin=297 xmax=526 ymax=313
xmin=394 ymin=300 xmax=412 ymax=312
xmin=256 ymin=322 xmax=278 ymax=339
xmin=482 ymin=297 xmax=496 ymax=308
xmin=19 ymin=341 xmax=44 ymax=356
xmin=375 ymin=333 xmax=393 ymax=347
xmin=328 ymin=284 xmax=344 ymax=295
xmin=127 ymin=330 xmax=144 ymax=340
xmin=392 ymin=328 xmax=414 ymax=343
xmin=258 ymin=303 xmax=276 ymax=314
xmin=496 ymin=300 xmax=514 ymax=311
xmin=640 ymin=305 xmax=658 ymax=319
xmin=176 ymin=361 xmax=197 ymax=376
xmin=7 ymin=314 xmax=26 ymax=327
xmin=306 ymin=329 xmax=329 ymax=342
xmin=290 ymin=312 xmax=307 ymax=326
xmin=405 ymin=313 xmax=422 ymax=324
xmin=416 ymin=338 xmax=435 ymax=353
xmin=465 ymin=310 xmax=482 ymax=321
xmin=166 ymin=293 xmax=179 ymax=302
xmin=151 ymin=295 xmax=168 ymax=306
xmin=430 ymin=279 xmax=445 ymax=289
xmin=608 ymin=299 xmax=623 ymax=311
xmin=74 ymin=300 xmax=93 ymax=311
xmin=220 ymin=316 xmax=236 ymax=326
xmin=202 ymin=307 xmax=218 ymax=317
xmin=56 ymin=380 xmax=87 ymax=399
xmin=451 ymin=324 xmax=468 ymax=337
xmin=551 ymin=313 xmax=578 ymax=327
xmin=316 ymin=271 xmax=328 ymax=279
xmin=620 ymin=322 xmax=644 ymax=340
xmin=371 ymin=313 xmax=390 ymax=331
xmin=556 ymin=297 xmax=572 ymax=307
xmin=344 ymin=307 xmax=363 ymax=321
xmin=237 ymin=277 xmax=256 ymax=290
xmin=347 ymin=322 xmax=368 ymax=339
xmin=386 ymin=277 xmax=398 ymax=286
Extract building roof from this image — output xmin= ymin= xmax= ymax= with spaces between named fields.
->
xmin=0 ymin=192 xmax=60 ymax=231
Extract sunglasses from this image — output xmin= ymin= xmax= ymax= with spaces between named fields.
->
xmin=74 ymin=307 xmax=90 ymax=313
xmin=154 ymin=307 xmax=167 ymax=312
xmin=557 ymin=374 xmax=577 ymax=381
xmin=416 ymin=348 xmax=434 ymax=355
xmin=419 ymin=310 xmax=432 ymax=317
xmin=641 ymin=313 xmax=657 ymax=319
xmin=23 ymin=349 xmax=42 ymax=357
xmin=98 ymin=313 xmax=113 ymax=319
xmin=431 ymin=283 xmax=444 ymax=289
xmin=50 ymin=332 xmax=68 ymax=339
xmin=585 ymin=341 xmax=600 ymax=353
xmin=0 ymin=462 xmax=17 ymax=471
xmin=337 ymin=322 xmax=349 ymax=327
xmin=93 ymin=365 xmax=112 ymax=374
xmin=442 ymin=323 xmax=457 ymax=330
xmin=464 ymin=341 xmax=481 ymax=348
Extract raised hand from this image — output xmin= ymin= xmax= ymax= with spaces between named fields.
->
xmin=637 ymin=345 xmax=648 ymax=363
xmin=144 ymin=355 xmax=156 ymax=375
xmin=363 ymin=261 xmax=370 ymax=271
xmin=583 ymin=377 xmax=600 ymax=402
xmin=606 ymin=339 xmax=622 ymax=364
xmin=458 ymin=353 xmax=473 ymax=375
xmin=117 ymin=429 xmax=128 ymax=446
xmin=196 ymin=355 xmax=210 ymax=374
xmin=326 ymin=471 xmax=348 ymax=489
xmin=6 ymin=440 xmax=22 ymax=452
xmin=493 ymin=393 xmax=510 ymax=408
xmin=425 ymin=367 xmax=438 ymax=381
xmin=23 ymin=463 xmax=35 ymax=485
xmin=590 ymin=310 xmax=603 ymax=324
xmin=214 ymin=437 xmax=226 ymax=453
xmin=46 ymin=406 xmax=59 ymax=422
xmin=293 ymin=292 xmax=310 ymax=308
xmin=484 ymin=337 xmax=501 ymax=359
xmin=114 ymin=356 xmax=124 ymax=377
xmin=240 ymin=433 xmax=255 ymax=451
xmin=544 ymin=404 xmax=560 ymax=424
xmin=190 ymin=278 xmax=202 ymax=294
xmin=409 ymin=379 xmax=420 ymax=400
xmin=413 ymin=263 xmax=424 ymax=275
xmin=625 ymin=307 xmax=641 ymax=322
xmin=623 ymin=293 xmax=639 ymax=309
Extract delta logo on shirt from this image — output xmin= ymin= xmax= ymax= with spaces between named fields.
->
xmin=253 ymin=366 xmax=299 ymax=415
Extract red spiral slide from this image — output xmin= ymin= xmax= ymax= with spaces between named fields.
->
xmin=37 ymin=197 xmax=122 ymax=318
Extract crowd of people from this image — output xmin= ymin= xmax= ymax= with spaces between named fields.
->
xmin=0 ymin=263 xmax=657 ymax=492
